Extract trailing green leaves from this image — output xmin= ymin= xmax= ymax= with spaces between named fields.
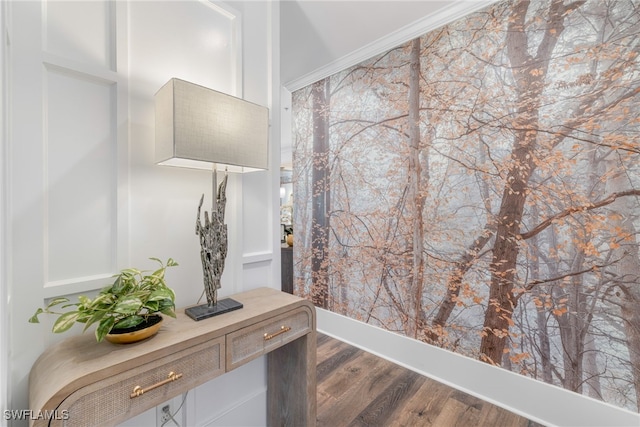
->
xmin=52 ymin=312 xmax=80 ymax=333
xmin=29 ymin=258 xmax=178 ymax=342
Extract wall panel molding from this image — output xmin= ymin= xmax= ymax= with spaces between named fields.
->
xmin=204 ymin=0 xmax=242 ymax=97
xmin=42 ymin=0 xmax=115 ymax=70
xmin=36 ymin=1 xmax=129 ymax=297
xmin=42 ymin=52 xmax=119 ymax=84
xmin=43 ymin=65 xmax=117 ymax=288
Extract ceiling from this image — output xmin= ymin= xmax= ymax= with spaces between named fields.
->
xmin=280 ymin=0 xmax=454 ymax=87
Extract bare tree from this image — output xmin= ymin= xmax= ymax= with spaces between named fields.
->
xmin=406 ymin=37 xmax=427 ymax=338
xmin=311 ymin=78 xmax=331 ymax=309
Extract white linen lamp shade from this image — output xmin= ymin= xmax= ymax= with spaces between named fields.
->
xmin=155 ymin=78 xmax=268 ymax=172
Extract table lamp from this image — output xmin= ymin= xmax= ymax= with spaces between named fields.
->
xmin=155 ymin=78 xmax=269 ymax=321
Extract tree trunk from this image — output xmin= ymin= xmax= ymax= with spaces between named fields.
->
xmin=584 ymin=331 xmax=603 ymax=400
xmin=534 ymin=286 xmax=553 ymax=383
xmin=557 ymin=247 xmax=587 ymax=393
xmin=556 ymin=148 xmax=605 ymax=394
xmin=406 ymin=37 xmax=426 ymax=338
xmin=531 ymin=205 xmax=553 ymax=383
xmin=311 ymin=78 xmax=331 ymax=309
xmin=607 ymin=162 xmax=640 ymax=411
xmin=479 ymin=0 xmax=567 ymax=364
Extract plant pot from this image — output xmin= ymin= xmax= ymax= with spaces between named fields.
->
xmin=105 ymin=315 xmax=163 ymax=344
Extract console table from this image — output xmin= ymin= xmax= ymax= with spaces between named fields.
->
xmin=29 ymin=287 xmax=316 ymax=426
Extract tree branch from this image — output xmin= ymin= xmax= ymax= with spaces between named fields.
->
xmin=520 ymin=189 xmax=640 ymax=240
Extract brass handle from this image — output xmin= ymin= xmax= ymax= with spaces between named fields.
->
xmin=264 ymin=325 xmax=291 ymax=341
xmin=130 ymin=371 xmax=183 ymax=398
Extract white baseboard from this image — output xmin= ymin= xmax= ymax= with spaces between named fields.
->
xmin=317 ymin=308 xmax=640 ymax=427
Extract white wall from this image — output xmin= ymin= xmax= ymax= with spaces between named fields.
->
xmin=8 ymin=1 xmax=123 ymax=419
xmin=1 ymin=1 xmax=9 ymax=423
xmin=4 ymin=1 xmax=279 ymax=425
xmin=128 ymin=0 xmax=244 ymax=309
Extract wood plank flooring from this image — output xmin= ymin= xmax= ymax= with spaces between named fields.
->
xmin=316 ymin=333 xmax=544 ymax=427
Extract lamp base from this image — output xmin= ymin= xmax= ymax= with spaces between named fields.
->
xmin=185 ymin=298 xmax=243 ymax=321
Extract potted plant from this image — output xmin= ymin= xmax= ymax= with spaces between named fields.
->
xmin=29 ymin=258 xmax=178 ymax=343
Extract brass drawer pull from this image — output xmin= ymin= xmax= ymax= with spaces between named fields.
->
xmin=130 ymin=371 xmax=183 ymax=398
xmin=264 ymin=325 xmax=291 ymax=341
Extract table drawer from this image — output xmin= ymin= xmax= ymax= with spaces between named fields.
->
xmin=54 ymin=336 xmax=224 ymax=427
xmin=227 ymin=306 xmax=312 ymax=370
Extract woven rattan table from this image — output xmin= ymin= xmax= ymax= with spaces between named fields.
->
xmin=29 ymin=287 xmax=317 ymax=426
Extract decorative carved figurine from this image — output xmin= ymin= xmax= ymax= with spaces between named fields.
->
xmin=195 ymin=174 xmax=228 ymax=306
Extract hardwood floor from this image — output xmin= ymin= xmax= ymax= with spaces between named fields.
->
xmin=316 ymin=333 xmax=544 ymax=427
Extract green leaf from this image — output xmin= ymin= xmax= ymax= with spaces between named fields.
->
xmin=29 ymin=308 xmax=44 ymax=323
xmin=109 ymin=276 xmax=124 ymax=294
xmin=121 ymin=268 xmax=141 ymax=277
xmin=61 ymin=303 xmax=81 ymax=309
xmin=46 ymin=297 xmax=70 ymax=309
xmin=144 ymin=300 xmax=159 ymax=312
xmin=82 ymin=310 xmax=107 ymax=332
xmin=113 ymin=297 xmax=143 ymax=314
xmin=148 ymin=289 xmax=174 ymax=302
xmin=113 ymin=315 xmax=143 ymax=330
xmin=158 ymin=298 xmax=175 ymax=310
xmin=150 ymin=269 xmax=165 ymax=281
xmin=159 ymin=306 xmax=176 ymax=318
xmin=75 ymin=312 xmax=91 ymax=323
xmin=91 ymin=293 xmax=114 ymax=307
xmin=52 ymin=312 xmax=79 ymax=333
xmin=164 ymin=287 xmax=176 ymax=302
xmin=96 ymin=316 xmax=116 ymax=342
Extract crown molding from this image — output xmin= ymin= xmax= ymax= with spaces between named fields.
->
xmin=284 ymin=0 xmax=497 ymax=92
